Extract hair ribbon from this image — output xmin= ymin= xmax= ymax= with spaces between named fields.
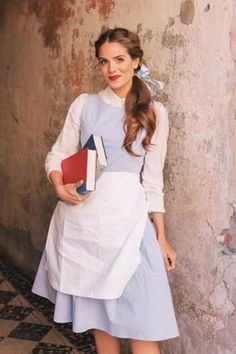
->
xmin=134 ymin=64 xmax=165 ymax=96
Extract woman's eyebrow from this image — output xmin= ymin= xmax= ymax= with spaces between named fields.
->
xmin=113 ymin=55 xmax=126 ymax=59
xmin=98 ymin=55 xmax=126 ymax=60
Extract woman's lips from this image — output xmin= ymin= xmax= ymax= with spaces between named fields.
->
xmin=108 ymin=75 xmax=121 ymax=81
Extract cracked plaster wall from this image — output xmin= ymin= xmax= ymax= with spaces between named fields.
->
xmin=0 ymin=1 xmax=236 ymax=353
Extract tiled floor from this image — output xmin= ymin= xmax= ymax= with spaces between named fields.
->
xmin=0 ymin=253 xmax=97 ymax=354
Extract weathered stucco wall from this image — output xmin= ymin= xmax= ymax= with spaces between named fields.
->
xmin=0 ymin=1 xmax=236 ymax=353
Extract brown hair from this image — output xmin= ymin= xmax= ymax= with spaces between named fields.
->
xmin=95 ymin=27 xmax=157 ymax=156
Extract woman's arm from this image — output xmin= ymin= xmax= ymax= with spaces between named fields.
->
xmin=46 ymin=94 xmax=90 ymax=205
xmin=151 ymin=212 xmax=176 ymax=271
xmin=142 ymin=102 xmax=177 ymax=271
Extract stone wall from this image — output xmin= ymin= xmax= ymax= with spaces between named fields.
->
xmin=0 ymin=1 xmax=235 ymax=353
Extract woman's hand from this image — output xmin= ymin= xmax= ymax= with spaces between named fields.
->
xmin=150 ymin=212 xmax=177 ymax=272
xmin=158 ymin=238 xmax=177 ymax=272
xmin=55 ymin=180 xmax=90 ymax=205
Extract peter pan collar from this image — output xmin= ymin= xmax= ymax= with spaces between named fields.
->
xmin=99 ymin=86 xmax=125 ymax=107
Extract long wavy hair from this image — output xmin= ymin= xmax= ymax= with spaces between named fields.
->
xmin=95 ymin=27 xmax=157 ymax=156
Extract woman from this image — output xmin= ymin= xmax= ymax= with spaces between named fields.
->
xmin=32 ymin=27 xmax=179 ymax=354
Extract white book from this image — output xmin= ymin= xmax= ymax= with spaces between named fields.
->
xmin=83 ymin=134 xmax=108 ymax=179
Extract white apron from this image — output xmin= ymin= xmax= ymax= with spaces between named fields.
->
xmin=45 ymin=172 xmax=148 ymax=299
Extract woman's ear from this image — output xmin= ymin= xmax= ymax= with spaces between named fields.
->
xmin=133 ymin=58 xmax=140 ymax=70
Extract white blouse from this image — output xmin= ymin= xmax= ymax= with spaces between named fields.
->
xmin=45 ymin=86 xmax=169 ymax=213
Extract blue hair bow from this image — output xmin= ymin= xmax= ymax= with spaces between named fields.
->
xmin=134 ymin=64 xmax=165 ymax=96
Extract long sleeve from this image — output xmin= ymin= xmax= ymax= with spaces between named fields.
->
xmin=142 ymin=101 xmax=169 ymax=213
xmin=45 ymin=93 xmax=88 ymax=180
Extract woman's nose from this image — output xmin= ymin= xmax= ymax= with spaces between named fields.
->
xmin=108 ymin=62 xmax=116 ymax=73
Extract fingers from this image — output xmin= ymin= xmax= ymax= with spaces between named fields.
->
xmin=163 ymin=252 xmax=177 ymax=272
xmin=71 ymin=181 xmax=90 ymax=199
xmin=68 ymin=188 xmax=89 ymax=200
xmin=67 ymin=180 xmax=84 ymax=198
xmin=159 ymin=240 xmax=177 ymax=272
xmin=57 ymin=181 xmax=91 ymax=205
xmin=66 ymin=192 xmax=89 ymax=204
xmin=69 ymin=188 xmax=90 ymax=202
xmin=163 ymin=254 xmax=172 ymax=272
xmin=74 ymin=180 xmax=84 ymax=188
xmin=58 ymin=195 xmax=81 ymax=205
xmin=168 ymin=254 xmax=176 ymax=270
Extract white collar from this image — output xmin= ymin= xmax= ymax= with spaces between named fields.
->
xmin=98 ymin=86 xmax=125 ymax=107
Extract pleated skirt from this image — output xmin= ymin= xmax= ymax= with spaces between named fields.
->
xmin=32 ymin=218 xmax=179 ymax=341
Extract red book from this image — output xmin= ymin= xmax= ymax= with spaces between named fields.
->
xmin=61 ymin=148 xmax=97 ymax=194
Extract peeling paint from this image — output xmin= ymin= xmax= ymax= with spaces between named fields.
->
xmin=72 ymin=28 xmax=80 ymax=41
xmin=204 ymin=3 xmax=210 ymax=12
xmin=143 ymin=29 xmax=153 ymax=43
xmin=224 ymin=233 xmax=233 ymax=247
xmin=167 ymin=17 xmax=175 ymax=27
xmin=11 ymin=112 xmax=19 ymax=124
xmin=68 ymin=44 xmax=84 ymax=94
xmin=136 ymin=23 xmax=143 ymax=35
xmin=180 ymin=0 xmax=195 ymax=25
xmin=162 ymin=30 xmax=185 ymax=48
xmin=100 ymin=24 xmax=109 ymax=34
xmin=222 ymin=208 xmax=236 ymax=255
xmin=1 ymin=1 xmax=236 ymax=353
xmin=85 ymin=0 xmax=115 ymax=19
xmin=27 ymin=0 xmax=75 ymax=55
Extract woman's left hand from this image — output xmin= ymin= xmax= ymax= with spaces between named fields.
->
xmin=158 ymin=238 xmax=177 ymax=271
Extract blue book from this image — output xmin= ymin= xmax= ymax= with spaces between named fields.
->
xmin=83 ymin=134 xmax=108 ymax=179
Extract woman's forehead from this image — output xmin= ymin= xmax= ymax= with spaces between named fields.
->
xmin=98 ymin=42 xmax=129 ymax=58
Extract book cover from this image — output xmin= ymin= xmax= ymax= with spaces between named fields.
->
xmin=61 ymin=148 xmax=97 ymax=194
xmin=83 ymin=134 xmax=108 ymax=178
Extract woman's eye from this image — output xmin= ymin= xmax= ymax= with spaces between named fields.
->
xmin=99 ymin=59 xmax=107 ymax=65
xmin=116 ymin=57 xmax=124 ymax=63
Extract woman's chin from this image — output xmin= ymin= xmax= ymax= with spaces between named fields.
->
xmin=107 ymin=80 xmax=122 ymax=88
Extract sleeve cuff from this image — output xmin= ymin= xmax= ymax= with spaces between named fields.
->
xmin=45 ymin=165 xmax=62 ymax=183
xmin=145 ymin=192 xmax=166 ymax=213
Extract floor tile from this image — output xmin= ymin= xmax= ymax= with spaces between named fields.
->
xmin=0 ymin=290 xmax=17 ymax=304
xmin=0 ymin=280 xmax=16 ymax=292
xmin=43 ymin=328 xmax=75 ymax=346
xmin=32 ymin=342 xmax=73 ymax=353
xmin=0 ymin=254 xmax=97 ymax=353
xmin=8 ymin=293 xmax=32 ymax=307
xmin=0 ymin=337 xmax=36 ymax=354
xmin=0 ymin=319 xmax=20 ymax=337
xmin=9 ymin=322 xmax=52 ymax=341
xmin=24 ymin=309 xmax=51 ymax=325
xmin=0 ymin=305 xmax=33 ymax=321
xmin=67 ymin=332 xmax=97 ymax=354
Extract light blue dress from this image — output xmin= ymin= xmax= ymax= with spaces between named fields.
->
xmin=32 ymin=93 xmax=179 ymax=341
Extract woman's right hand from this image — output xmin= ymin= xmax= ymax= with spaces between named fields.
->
xmin=55 ymin=180 xmax=90 ymax=205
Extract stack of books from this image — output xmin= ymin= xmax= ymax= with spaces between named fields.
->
xmin=61 ymin=134 xmax=108 ymax=194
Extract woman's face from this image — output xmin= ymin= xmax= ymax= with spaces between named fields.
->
xmin=98 ymin=41 xmax=139 ymax=98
